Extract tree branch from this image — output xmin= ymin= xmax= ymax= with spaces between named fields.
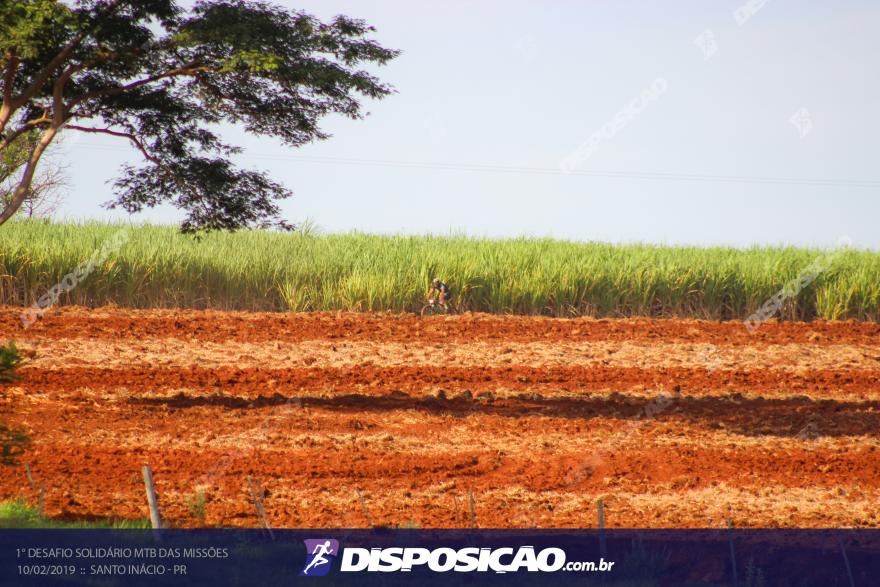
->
xmin=65 ymin=61 xmax=206 ymax=112
xmin=52 ymin=74 xmax=67 ymax=129
xmin=65 ymin=123 xmax=210 ymax=222
xmin=11 ymin=34 xmax=85 ymax=111
xmin=0 ymin=49 xmax=21 ymax=135
xmin=50 ymin=60 xmax=92 ymax=127
xmin=65 ymin=124 xmax=161 ymax=165
xmin=0 ymin=121 xmax=45 ymax=153
xmin=2 ymin=49 xmax=18 ymax=105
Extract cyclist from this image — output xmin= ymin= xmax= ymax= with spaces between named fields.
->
xmin=427 ymin=277 xmax=452 ymax=311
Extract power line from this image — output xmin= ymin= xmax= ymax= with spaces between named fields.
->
xmin=70 ymin=141 xmax=880 ymax=189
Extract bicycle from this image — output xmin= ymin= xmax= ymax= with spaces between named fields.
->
xmin=420 ymin=299 xmax=453 ymax=316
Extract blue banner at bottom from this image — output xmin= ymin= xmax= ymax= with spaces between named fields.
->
xmin=1 ymin=529 xmax=877 ymax=586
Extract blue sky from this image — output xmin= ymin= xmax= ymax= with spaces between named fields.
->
xmin=57 ymin=0 xmax=880 ymax=248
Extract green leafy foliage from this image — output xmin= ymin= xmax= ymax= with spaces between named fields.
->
xmin=0 ymin=340 xmax=28 ymax=467
xmin=0 ymin=423 xmax=29 ymax=465
xmin=187 ymin=490 xmax=207 ymax=524
xmin=0 ymin=340 xmax=23 ymax=383
xmin=0 ymin=1 xmax=398 ymax=231
xmin=0 ymin=499 xmax=150 ymax=528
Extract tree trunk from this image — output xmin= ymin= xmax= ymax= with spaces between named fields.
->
xmin=0 ymin=107 xmax=11 ymax=137
xmin=0 ymin=126 xmax=57 ymax=225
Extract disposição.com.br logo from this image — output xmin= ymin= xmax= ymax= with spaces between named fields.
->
xmin=298 ymin=539 xmax=614 ymax=576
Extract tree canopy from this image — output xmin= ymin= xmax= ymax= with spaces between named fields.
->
xmin=0 ymin=0 xmax=398 ymax=231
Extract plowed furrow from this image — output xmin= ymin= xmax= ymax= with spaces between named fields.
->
xmin=3 ymin=307 xmax=879 ymax=345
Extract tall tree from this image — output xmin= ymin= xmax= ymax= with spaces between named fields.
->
xmin=0 ymin=1 xmax=398 ymax=231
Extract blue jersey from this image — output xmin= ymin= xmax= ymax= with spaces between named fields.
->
xmin=430 ymin=282 xmax=450 ymax=297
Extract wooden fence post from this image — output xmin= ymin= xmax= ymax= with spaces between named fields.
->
xmin=38 ymin=482 xmax=45 ymax=517
xmin=25 ymin=462 xmax=36 ymax=492
xmin=24 ymin=463 xmax=44 ymax=516
xmin=468 ymin=490 xmax=476 ymax=529
xmin=598 ymin=498 xmax=607 ymax=558
xmin=726 ymin=518 xmax=738 ymax=587
xmin=838 ymin=537 xmax=855 ymax=587
xmin=247 ymin=477 xmax=274 ymax=539
xmin=355 ymin=488 xmax=374 ymax=527
xmin=142 ymin=465 xmax=163 ymax=529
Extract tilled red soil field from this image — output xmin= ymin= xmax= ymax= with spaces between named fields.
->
xmin=1 ymin=307 xmax=878 ymax=528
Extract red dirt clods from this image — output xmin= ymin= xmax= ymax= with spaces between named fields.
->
xmin=1 ymin=307 xmax=878 ymax=529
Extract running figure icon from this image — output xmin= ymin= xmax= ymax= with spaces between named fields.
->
xmin=300 ymin=539 xmax=339 ymax=576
